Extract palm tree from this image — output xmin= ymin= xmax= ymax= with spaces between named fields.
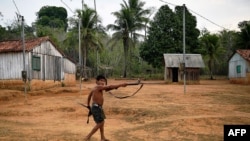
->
xmin=107 ymin=0 xmax=151 ymax=77
xmin=126 ymin=0 xmax=151 ymax=41
xmin=200 ymin=32 xmax=224 ymax=79
xmin=76 ymin=4 xmax=104 ymax=78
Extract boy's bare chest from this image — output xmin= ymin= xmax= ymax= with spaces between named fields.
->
xmin=92 ymin=90 xmax=103 ymax=98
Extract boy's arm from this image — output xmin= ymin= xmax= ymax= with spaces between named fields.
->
xmin=104 ymin=83 xmax=127 ymax=92
xmin=87 ymin=91 xmax=93 ymax=107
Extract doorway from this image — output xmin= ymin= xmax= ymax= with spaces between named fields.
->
xmin=172 ymin=68 xmax=178 ymax=82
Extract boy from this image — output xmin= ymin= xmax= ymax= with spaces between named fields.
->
xmin=84 ymin=75 xmax=127 ymax=141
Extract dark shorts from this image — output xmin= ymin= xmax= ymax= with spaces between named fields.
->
xmin=91 ymin=104 xmax=106 ymax=123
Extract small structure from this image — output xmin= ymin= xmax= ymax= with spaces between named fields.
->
xmin=228 ymin=49 xmax=250 ymax=84
xmin=163 ymin=54 xmax=205 ymax=83
xmin=0 ymin=36 xmax=76 ymax=90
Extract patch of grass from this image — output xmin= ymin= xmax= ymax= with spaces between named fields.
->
xmin=0 ymin=111 xmax=32 ymax=116
xmin=113 ymin=121 xmax=171 ymax=141
xmin=203 ymin=92 xmax=250 ymax=105
xmin=0 ymin=128 xmax=26 ymax=139
xmin=58 ymin=107 xmax=76 ymax=112
xmin=43 ymin=107 xmax=76 ymax=113
xmin=234 ymin=105 xmax=250 ymax=113
xmin=107 ymin=105 xmax=184 ymax=124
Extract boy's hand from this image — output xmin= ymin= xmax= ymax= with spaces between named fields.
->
xmin=87 ymin=106 xmax=91 ymax=110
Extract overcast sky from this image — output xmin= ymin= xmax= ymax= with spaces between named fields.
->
xmin=1 ymin=0 xmax=250 ymax=33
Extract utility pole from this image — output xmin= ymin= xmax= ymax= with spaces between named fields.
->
xmin=183 ymin=4 xmax=186 ymax=94
xmin=93 ymin=0 xmax=99 ymax=75
xmin=21 ymin=15 xmax=27 ymax=99
xmin=13 ymin=0 xmax=27 ymax=101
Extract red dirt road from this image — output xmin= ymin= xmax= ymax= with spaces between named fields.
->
xmin=0 ymin=79 xmax=250 ymax=141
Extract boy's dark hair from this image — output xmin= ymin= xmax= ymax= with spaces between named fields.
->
xmin=96 ymin=75 xmax=107 ymax=84
xmin=96 ymin=74 xmax=106 ymax=81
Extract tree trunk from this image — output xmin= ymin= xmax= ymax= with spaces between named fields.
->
xmin=82 ymin=44 xmax=87 ymax=79
xmin=123 ymin=37 xmax=129 ymax=78
xmin=208 ymin=59 xmax=213 ymax=80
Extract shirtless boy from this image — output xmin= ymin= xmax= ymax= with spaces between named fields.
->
xmin=84 ymin=75 xmax=127 ymax=141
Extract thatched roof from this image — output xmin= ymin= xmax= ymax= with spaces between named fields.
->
xmin=163 ymin=54 xmax=205 ymax=68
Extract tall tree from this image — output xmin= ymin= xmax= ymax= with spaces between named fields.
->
xmin=35 ymin=6 xmax=68 ymax=48
xmin=107 ymin=0 xmax=151 ymax=77
xmin=236 ymin=20 xmax=250 ymax=49
xmin=216 ymin=30 xmax=237 ymax=75
xmin=36 ymin=6 xmax=68 ymax=31
xmin=199 ymin=32 xmax=224 ymax=79
xmin=140 ymin=4 xmax=200 ymax=68
xmin=76 ymin=4 xmax=104 ymax=78
xmin=126 ymin=0 xmax=151 ymax=41
xmin=107 ymin=7 xmax=130 ymax=78
xmin=140 ymin=5 xmax=178 ymax=68
xmin=219 ymin=30 xmax=237 ymax=58
xmin=175 ymin=5 xmax=200 ymax=53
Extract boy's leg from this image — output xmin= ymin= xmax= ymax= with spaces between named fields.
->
xmin=100 ymin=121 xmax=108 ymax=140
xmin=84 ymin=121 xmax=104 ymax=140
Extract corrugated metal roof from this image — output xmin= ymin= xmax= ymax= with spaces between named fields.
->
xmin=163 ymin=54 xmax=205 ymax=68
xmin=0 ymin=36 xmax=62 ymax=54
xmin=236 ymin=49 xmax=250 ymax=62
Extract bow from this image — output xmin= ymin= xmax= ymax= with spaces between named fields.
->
xmin=77 ymin=102 xmax=92 ymax=124
xmin=107 ymin=79 xmax=144 ymax=99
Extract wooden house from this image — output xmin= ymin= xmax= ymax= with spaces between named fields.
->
xmin=0 ymin=36 xmax=76 ymax=90
xmin=163 ymin=54 xmax=205 ymax=83
xmin=228 ymin=49 xmax=250 ymax=84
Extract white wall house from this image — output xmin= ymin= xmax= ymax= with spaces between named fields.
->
xmin=0 ymin=36 xmax=76 ymax=89
xmin=228 ymin=49 xmax=250 ymax=84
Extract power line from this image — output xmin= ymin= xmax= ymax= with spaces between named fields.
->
xmin=188 ymin=8 xmax=226 ymax=30
xmin=159 ymin=0 xmax=227 ymax=30
xmin=12 ymin=0 xmax=21 ymax=15
xmin=159 ymin=0 xmax=177 ymax=7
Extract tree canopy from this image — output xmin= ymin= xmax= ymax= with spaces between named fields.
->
xmin=1 ymin=1 xmax=250 ymax=78
xmin=236 ymin=21 xmax=250 ymax=49
xmin=107 ymin=0 xmax=151 ymax=77
xmin=36 ymin=6 xmax=68 ymax=31
xmin=140 ymin=5 xmax=200 ymax=68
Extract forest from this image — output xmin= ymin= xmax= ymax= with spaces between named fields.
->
xmin=0 ymin=0 xmax=249 ymax=79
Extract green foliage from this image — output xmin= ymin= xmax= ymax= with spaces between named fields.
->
xmin=0 ymin=25 xmax=9 ymax=41
xmin=236 ymin=20 xmax=250 ymax=49
xmin=36 ymin=6 xmax=68 ymax=31
xmin=140 ymin=5 xmax=179 ymax=68
xmin=175 ymin=6 xmax=200 ymax=53
xmin=73 ymin=4 xmax=105 ymax=77
xmin=140 ymin=5 xmax=200 ymax=68
xmin=34 ymin=6 xmax=68 ymax=50
xmin=107 ymin=0 xmax=151 ymax=77
xmin=1 ymin=2 xmax=250 ymax=80
xmin=219 ymin=30 xmax=237 ymax=57
xmin=61 ymin=28 xmax=79 ymax=62
xmin=0 ymin=21 xmax=35 ymax=41
xmin=199 ymin=32 xmax=225 ymax=79
xmin=36 ymin=25 xmax=64 ymax=48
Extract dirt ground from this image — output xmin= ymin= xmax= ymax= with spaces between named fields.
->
xmin=0 ymin=79 xmax=249 ymax=141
